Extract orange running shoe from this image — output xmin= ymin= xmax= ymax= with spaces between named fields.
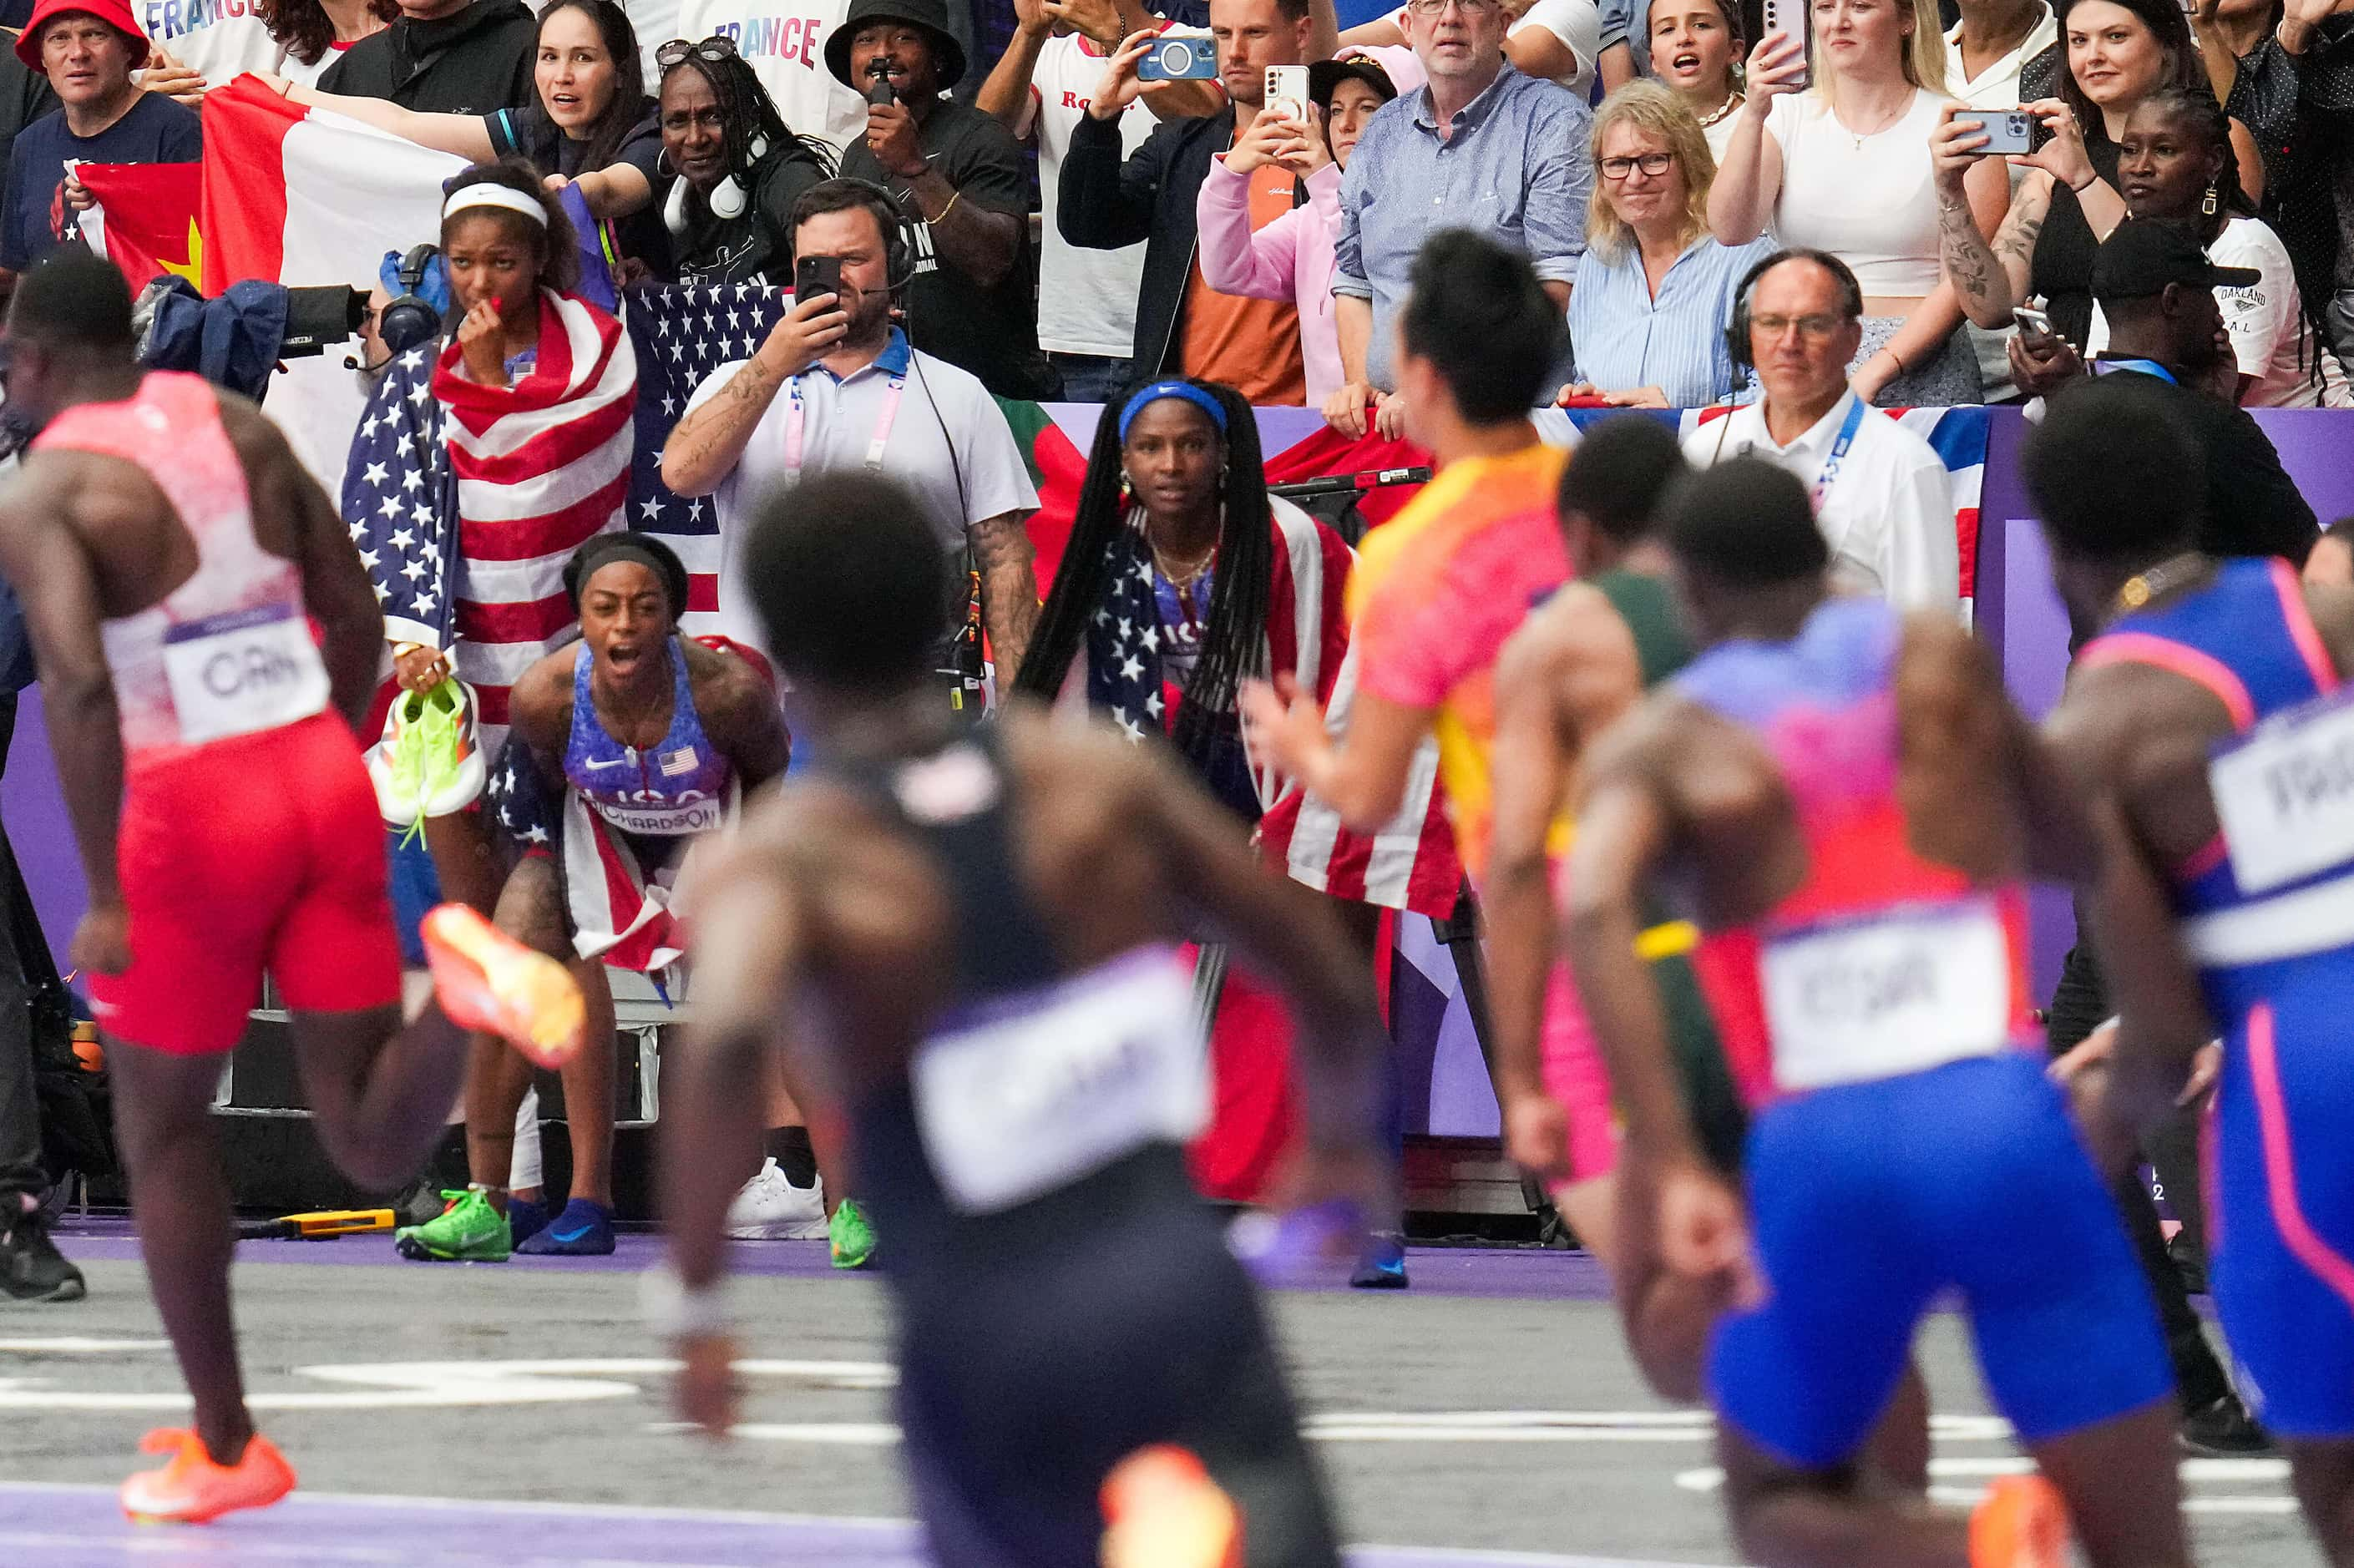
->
xmin=119 ymin=1429 xmax=296 ymax=1524
xmin=420 ymin=903 xmax=585 ymax=1069
xmin=1100 ymin=1445 xmax=1243 ymax=1568
xmin=1970 ymin=1474 xmax=2070 ymax=1568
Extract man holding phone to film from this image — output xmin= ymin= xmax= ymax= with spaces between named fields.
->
xmin=661 ymin=178 xmax=1043 ymax=691
xmin=1058 ymin=0 xmax=1334 ymax=406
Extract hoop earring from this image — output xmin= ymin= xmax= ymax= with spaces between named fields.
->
xmin=2202 ymin=183 xmax=2219 ymax=217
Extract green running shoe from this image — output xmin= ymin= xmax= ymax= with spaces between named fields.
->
xmin=394 ymin=1186 xmax=512 ymax=1262
xmin=828 ymin=1198 xmax=876 ymax=1271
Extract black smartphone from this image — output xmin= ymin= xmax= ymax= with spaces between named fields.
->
xmin=795 ymin=254 xmax=843 ymax=306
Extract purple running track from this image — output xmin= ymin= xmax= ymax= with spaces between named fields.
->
xmin=0 ymin=1483 xmax=1714 ymax=1567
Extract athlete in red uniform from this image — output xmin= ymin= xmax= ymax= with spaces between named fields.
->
xmin=0 ymin=253 xmax=585 ymax=1525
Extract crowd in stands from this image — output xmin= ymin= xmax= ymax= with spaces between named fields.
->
xmin=0 ymin=0 xmax=2345 ymax=424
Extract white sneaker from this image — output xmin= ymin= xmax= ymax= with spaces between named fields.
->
xmin=725 ymin=1158 xmax=827 ymax=1240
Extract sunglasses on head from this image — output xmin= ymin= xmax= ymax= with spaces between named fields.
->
xmin=656 ymin=35 xmax=738 ymax=68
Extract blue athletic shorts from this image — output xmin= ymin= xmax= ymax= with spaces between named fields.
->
xmin=1710 ymin=1051 xmax=2174 ymax=1469
xmin=2211 ymin=995 xmax=2354 ymax=1439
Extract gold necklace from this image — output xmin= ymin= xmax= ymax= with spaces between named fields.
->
xmin=1150 ymin=540 xmax=1217 ymax=588
xmin=2113 ymin=551 xmax=2208 ymax=614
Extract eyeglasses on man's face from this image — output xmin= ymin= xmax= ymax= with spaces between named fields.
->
xmin=1406 ymin=0 xmax=1500 ymax=18
xmin=1750 ymin=313 xmax=1844 ymax=341
xmin=1599 ymin=151 xmax=1676 ymax=180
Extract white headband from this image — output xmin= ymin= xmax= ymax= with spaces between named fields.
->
xmin=442 ymin=183 xmax=548 ymax=226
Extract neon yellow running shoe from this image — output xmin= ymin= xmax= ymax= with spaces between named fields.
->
xmin=393 ymin=1186 xmax=511 ymax=1262
xmin=828 ymin=1197 xmax=877 ymax=1270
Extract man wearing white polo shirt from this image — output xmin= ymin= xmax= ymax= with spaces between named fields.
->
xmin=662 ymin=178 xmax=1042 ymax=680
xmin=1683 ymin=249 xmax=1958 ymax=609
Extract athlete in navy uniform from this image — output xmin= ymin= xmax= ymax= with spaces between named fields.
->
xmin=652 ymin=471 xmax=1387 ymax=1568
xmin=2035 ymin=377 xmax=2354 ymax=1566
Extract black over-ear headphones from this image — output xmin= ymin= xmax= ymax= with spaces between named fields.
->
xmin=379 ymin=244 xmax=443 ymax=356
xmin=787 ymin=178 xmax=919 ymax=301
xmin=1723 ymin=246 xmax=1866 ymax=372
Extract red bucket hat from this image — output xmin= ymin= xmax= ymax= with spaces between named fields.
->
xmin=14 ymin=0 xmax=149 ymax=73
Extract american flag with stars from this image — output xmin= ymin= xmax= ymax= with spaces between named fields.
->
xmin=346 ymin=285 xmax=780 ymax=741
xmin=625 ymin=281 xmax=790 ymax=640
xmin=346 ymin=291 xmax=636 ymax=739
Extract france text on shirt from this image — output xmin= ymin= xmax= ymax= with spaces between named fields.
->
xmin=679 ymin=0 xmax=869 ymax=153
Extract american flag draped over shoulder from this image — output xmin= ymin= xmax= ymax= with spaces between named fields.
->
xmin=351 ymin=289 xmax=636 ymax=735
xmin=624 ymin=281 xmax=790 ymax=640
xmin=1081 ymin=496 xmax=1460 ymax=918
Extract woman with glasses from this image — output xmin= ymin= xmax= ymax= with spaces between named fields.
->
xmin=1647 ymin=0 xmax=1747 ymax=157
xmin=267 ymin=0 xmax=665 ymax=269
xmin=1562 ymin=82 xmax=1776 ymax=407
xmin=656 ymin=36 xmax=838 ymax=290
xmin=1711 ymin=0 xmax=2011 ymax=404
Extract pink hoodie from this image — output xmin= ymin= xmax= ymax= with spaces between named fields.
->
xmin=1194 ymin=157 xmax=1345 ymax=406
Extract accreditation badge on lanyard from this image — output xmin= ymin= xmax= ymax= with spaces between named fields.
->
xmin=784 ymin=372 xmax=907 ymax=472
xmin=1809 ymin=395 xmax=1868 ymax=511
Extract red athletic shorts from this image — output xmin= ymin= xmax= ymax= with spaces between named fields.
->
xmin=89 ymin=712 xmax=402 ymax=1055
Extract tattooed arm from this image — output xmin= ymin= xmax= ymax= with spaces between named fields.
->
xmin=662 ymin=295 xmax=852 ymax=496
xmin=970 ymin=509 xmax=1041 ymax=683
xmin=1941 ymin=170 xmax=2048 ymax=328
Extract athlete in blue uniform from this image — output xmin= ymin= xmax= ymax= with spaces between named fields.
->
xmin=1567 ymin=458 xmax=2188 ymax=1568
xmin=399 ymin=534 xmax=791 ymax=1262
xmin=2033 ymin=377 xmax=2354 ymax=1565
xmin=654 ymin=471 xmax=1390 ymax=1568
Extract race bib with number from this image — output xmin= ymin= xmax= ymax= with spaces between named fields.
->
xmin=912 ymin=948 xmax=1207 ymax=1215
xmin=1761 ymin=898 xmax=2011 ymax=1090
xmin=2209 ymin=686 xmax=2354 ymax=896
xmin=161 ymin=604 xmax=332 ymax=746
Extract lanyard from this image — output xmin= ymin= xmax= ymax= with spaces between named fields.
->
xmin=785 ymin=372 xmax=905 ymax=472
xmin=2094 ymin=358 xmax=2179 ymax=385
xmin=1809 ymin=395 xmax=1868 ymax=510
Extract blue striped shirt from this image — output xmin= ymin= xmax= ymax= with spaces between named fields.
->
xmin=1334 ymin=65 xmax=1594 ymax=390
xmin=1567 ymin=232 xmax=1776 ymax=408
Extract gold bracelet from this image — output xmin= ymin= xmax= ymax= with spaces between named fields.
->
xmin=924 ymin=187 xmax=962 ymax=225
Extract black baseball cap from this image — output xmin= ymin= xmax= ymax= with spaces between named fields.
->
xmin=1309 ymin=53 xmax=1397 ymax=108
xmin=2092 ymin=218 xmax=2260 ymax=302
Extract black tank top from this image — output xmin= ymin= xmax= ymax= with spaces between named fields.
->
xmin=826 ymin=728 xmax=1207 ymax=1286
xmin=2028 ymin=137 xmax=2124 ymax=349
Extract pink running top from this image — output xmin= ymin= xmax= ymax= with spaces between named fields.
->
xmin=33 ymin=372 xmax=331 ymax=761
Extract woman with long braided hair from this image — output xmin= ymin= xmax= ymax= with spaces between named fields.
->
xmin=655 ymin=37 xmax=837 ymax=288
xmin=1016 ymin=378 xmax=1459 ymax=1225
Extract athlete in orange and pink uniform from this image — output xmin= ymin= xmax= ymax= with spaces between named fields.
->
xmin=0 ymin=253 xmax=582 ymax=1526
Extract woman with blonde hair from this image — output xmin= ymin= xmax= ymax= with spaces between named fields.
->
xmin=1709 ymin=0 xmax=2012 ymax=403
xmin=1565 ymin=82 xmax=1777 ymax=407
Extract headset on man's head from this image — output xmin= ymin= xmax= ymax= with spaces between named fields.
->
xmin=1723 ymin=246 xmax=1865 ymax=372
xmin=787 ymin=177 xmax=920 ymax=303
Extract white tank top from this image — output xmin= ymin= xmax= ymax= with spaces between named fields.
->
xmin=33 ymin=373 xmax=332 ymax=761
xmin=1766 ymin=87 xmax=1949 ymax=298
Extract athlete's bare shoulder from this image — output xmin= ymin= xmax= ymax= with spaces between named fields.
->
xmin=2302 ymin=581 xmax=2354 ymax=683
xmin=505 ymin=645 xmax=578 ymax=751
xmin=1497 ymin=581 xmax=1631 ymax=706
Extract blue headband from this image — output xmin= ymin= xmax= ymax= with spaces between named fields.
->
xmin=1116 ymin=381 xmax=1228 ymax=443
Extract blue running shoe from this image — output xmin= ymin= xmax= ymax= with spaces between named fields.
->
xmin=514 ymin=1199 xmax=615 ymax=1256
xmin=1349 ymin=1232 xmax=1409 ymax=1290
xmin=505 ymin=1196 xmax=550 ymax=1249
